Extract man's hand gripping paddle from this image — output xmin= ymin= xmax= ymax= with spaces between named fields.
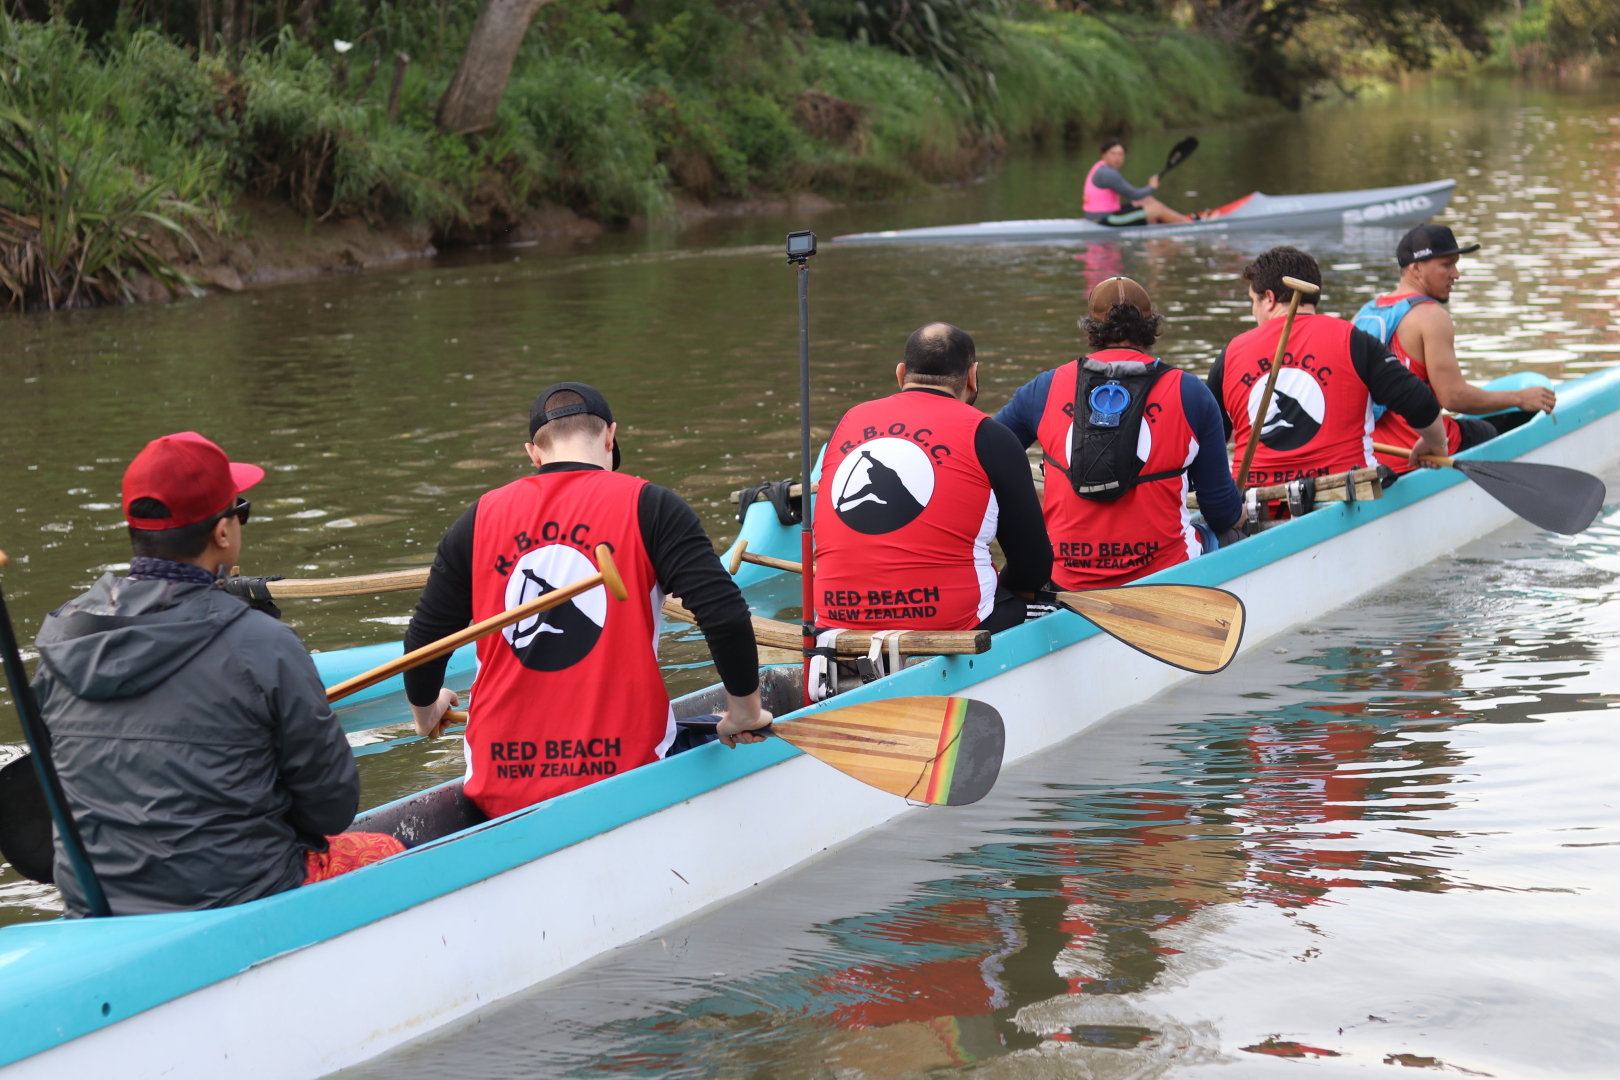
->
xmin=1236 ymin=275 xmax=1321 ymax=490
xmin=1373 ymin=443 xmax=1605 ymax=535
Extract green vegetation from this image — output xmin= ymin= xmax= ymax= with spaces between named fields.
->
xmin=1494 ymin=0 xmax=1620 ymax=69
xmin=0 ymin=0 xmax=1533 ymax=309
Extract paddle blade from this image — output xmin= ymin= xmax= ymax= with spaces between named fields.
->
xmin=1058 ymin=584 xmax=1244 ymax=674
xmin=1454 ymin=459 xmax=1606 ymax=535
xmin=1162 ymin=136 xmax=1198 ymax=175
xmin=0 ymin=755 xmax=54 ymax=884
xmin=772 ymin=696 xmax=1003 ymax=805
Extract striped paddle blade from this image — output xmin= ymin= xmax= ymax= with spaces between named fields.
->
xmin=1057 ymin=584 xmax=1245 ymax=674
xmin=678 ymin=696 xmax=1005 ymax=805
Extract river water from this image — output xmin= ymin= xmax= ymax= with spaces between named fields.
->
xmin=0 ymin=74 xmax=1618 ymax=1066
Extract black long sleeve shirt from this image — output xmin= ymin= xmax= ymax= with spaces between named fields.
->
xmin=972 ymin=407 xmax=1057 ymax=595
xmin=402 ymin=463 xmax=758 ymax=706
xmin=1207 ymin=322 xmax=1442 ymax=440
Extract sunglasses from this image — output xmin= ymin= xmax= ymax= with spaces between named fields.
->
xmin=213 ymin=497 xmax=251 ymax=526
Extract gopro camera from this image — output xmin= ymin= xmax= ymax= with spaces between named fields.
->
xmin=786 ymin=230 xmax=817 ymax=263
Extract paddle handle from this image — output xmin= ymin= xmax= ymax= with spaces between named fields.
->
xmin=325 ymin=544 xmax=627 ymax=704
xmin=432 ymin=710 xmax=781 ymax=741
xmin=728 ymin=540 xmax=803 ymax=576
xmin=1373 ymin=441 xmax=1454 ymax=468
xmin=1236 ymin=275 xmax=1320 ymax=489
xmin=270 ymin=566 xmax=430 ymax=599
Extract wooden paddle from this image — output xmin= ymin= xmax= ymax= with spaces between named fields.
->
xmin=675 ymin=696 xmax=1004 ymax=806
xmin=1236 ymin=275 xmax=1321 ymax=489
xmin=269 ymin=566 xmax=430 ymax=599
xmin=324 ymin=543 xmax=628 ymax=706
xmin=727 ymin=539 xmax=803 ymax=575
xmin=1372 ymin=442 xmax=1606 ymax=535
xmin=702 ymin=549 xmax=1244 ymax=673
xmin=1054 ymin=585 xmax=1244 ymax=674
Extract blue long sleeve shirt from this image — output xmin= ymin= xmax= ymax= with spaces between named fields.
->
xmin=993 ymin=362 xmax=1243 ymax=532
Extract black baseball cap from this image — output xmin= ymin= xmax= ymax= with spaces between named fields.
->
xmin=1397 ymin=224 xmax=1480 ymax=268
xmin=529 ymin=381 xmax=621 ymax=470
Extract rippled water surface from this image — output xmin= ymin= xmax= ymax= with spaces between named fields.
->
xmin=0 ymin=76 xmax=1618 ymax=1041
xmin=338 ymin=493 xmax=1620 ymax=1079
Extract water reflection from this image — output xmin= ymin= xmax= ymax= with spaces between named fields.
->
xmin=341 ymin=500 xmax=1620 ymax=1079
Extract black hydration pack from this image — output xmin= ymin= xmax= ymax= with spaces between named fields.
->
xmin=1051 ymin=357 xmax=1187 ymax=503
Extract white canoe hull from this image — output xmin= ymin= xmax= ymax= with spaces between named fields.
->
xmin=832 ymin=179 xmax=1456 ymax=245
xmin=4 ymin=363 xmax=1617 ymax=1080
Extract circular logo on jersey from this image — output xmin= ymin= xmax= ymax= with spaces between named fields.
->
xmin=1248 ymin=368 xmax=1324 ymax=452
xmin=830 ymin=437 xmax=935 ymax=535
xmin=501 ymin=544 xmax=608 ymax=671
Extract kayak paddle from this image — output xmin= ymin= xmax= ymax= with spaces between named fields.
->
xmin=1373 ymin=442 xmax=1606 ymax=535
xmin=1161 ymin=135 xmax=1198 ymax=178
xmin=323 ymin=543 xmax=627 ymax=706
xmin=677 ymin=696 xmax=1004 ymax=806
xmin=1055 ymin=584 xmax=1244 ymax=674
xmin=0 ymin=550 xmax=111 ymax=908
xmin=720 ymin=545 xmax=1243 ymax=673
xmin=0 ymin=753 xmax=54 ymax=884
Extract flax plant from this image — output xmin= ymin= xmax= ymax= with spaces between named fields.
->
xmin=0 ymin=104 xmax=208 ymax=310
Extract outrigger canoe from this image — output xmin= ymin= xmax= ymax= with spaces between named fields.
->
xmin=1 ymin=362 xmax=1616 ymax=1080
xmin=833 ymin=179 xmax=1456 ymax=245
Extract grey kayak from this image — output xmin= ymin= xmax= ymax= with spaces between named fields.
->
xmin=832 ymin=178 xmax=1457 ymax=245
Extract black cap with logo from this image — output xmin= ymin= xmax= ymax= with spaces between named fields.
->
xmin=529 ymin=381 xmax=621 ymax=471
xmin=1396 ymin=224 xmax=1480 ymax=268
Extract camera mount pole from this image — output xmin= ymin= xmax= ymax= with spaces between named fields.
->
xmin=787 ymin=233 xmax=817 ymax=705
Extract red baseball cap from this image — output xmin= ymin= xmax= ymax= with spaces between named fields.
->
xmin=122 ymin=432 xmax=265 ymax=529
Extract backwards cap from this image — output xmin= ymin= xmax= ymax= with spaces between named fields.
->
xmin=528 ymin=382 xmax=621 ymax=471
xmin=122 ymin=432 xmax=264 ymax=530
xmin=1087 ymin=276 xmax=1153 ymax=321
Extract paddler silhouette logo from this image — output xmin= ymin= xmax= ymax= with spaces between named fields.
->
xmin=502 ymin=544 xmax=607 ymax=671
xmin=1248 ymin=367 xmax=1325 ymax=452
xmin=830 ymin=437 xmax=935 ymax=535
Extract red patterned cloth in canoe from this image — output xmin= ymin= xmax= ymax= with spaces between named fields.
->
xmin=302 ymin=832 xmax=405 ymax=885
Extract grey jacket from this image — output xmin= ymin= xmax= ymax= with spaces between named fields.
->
xmin=32 ymin=576 xmax=359 ymax=916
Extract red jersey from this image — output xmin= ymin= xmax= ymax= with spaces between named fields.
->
xmin=814 ymin=389 xmax=996 ymax=631
xmin=466 ymin=469 xmax=671 ymax=818
xmin=1360 ymin=293 xmax=1464 ymax=473
xmin=1038 ymin=353 xmax=1200 ymax=588
xmin=1219 ymin=313 xmax=1375 ymax=487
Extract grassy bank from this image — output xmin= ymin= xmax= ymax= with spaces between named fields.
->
xmin=0 ymin=3 xmax=1266 ymax=308
xmin=1491 ymin=0 xmax=1620 ymax=72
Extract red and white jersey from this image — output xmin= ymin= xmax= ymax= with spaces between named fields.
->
xmin=1219 ymin=313 xmax=1376 ymax=487
xmin=466 ymin=469 xmax=671 ymax=819
xmin=1038 ymin=352 xmax=1200 ymax=588
xmin=813 ymin=389 xmax=996 ymax=631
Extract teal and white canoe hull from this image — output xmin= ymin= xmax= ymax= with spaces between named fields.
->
xmin=3 ymin=364 xmax=1617 ymax=1080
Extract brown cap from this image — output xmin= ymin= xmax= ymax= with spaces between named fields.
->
xmin=1086 ymin=276 xmax=1152 ymax=320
